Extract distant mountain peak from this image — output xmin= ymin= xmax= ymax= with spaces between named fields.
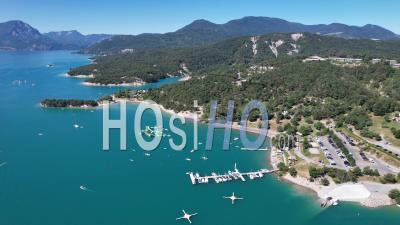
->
xmin=43 ymin=30 xmax=112 ymax=48
xmin=3 ymin=20 xmax=41 ymax=36
xmin=0 ymin=20 xmax=112 ymax=50
xmin=177 ymin=19 xmax=218 ymax=32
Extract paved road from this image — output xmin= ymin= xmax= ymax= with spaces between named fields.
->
xmin=372 ymin=137 xmax=400 ymax=156
xmin=336 ymin=131 xmax=399 ymax=174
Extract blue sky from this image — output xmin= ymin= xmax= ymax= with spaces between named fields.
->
xmin=0 ymin=0 xmax=399 ymax=35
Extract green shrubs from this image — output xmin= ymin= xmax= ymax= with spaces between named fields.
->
xmin=380 ymin=173 xmax=398 ymax=184
xmin=289 ymin=167 xmax=298 ymax=177
xmin=362 ymin=166 xmax=380 ymax=176
xmin=321 ymin=178 xmax=330 ymax=186
xmin=388 ymin=189 xmax=400 ymax=205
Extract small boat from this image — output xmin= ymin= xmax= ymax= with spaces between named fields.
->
xmin=79 ymin=185 xmax=88 ymax=191
xmin=201 ymin=156 xmax=208 ymax=160
xmin=190 ymin=149 xmax=196 ymax=153
xmin=38 ymin=133 xmax=43 ymax=136
xmin=129 ymin=158 xmax=134 ymax=162
xmin=185 ymin=158 xmax=192 ymax=162
xmin=145 ymin=153 xmax=151 ymax=156
xmin=233 ymin=137 xmax=239 ymax=141
xmin=73 ymin=124 xmax=80 ymax=128
xmin=46 ymin=64 xmax=54 ymax=68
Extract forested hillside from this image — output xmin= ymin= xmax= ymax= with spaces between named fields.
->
xmin=69 ymin=33 xmax=400 ymax=85
xmin=144 ymin=62 xmax=400 ymax=122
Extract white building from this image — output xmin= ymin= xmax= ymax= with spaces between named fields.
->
xmin=371 ymin=59 xmax=382 ymax=64
xmin=329 ymin=57 xmax=363 ymax=63
xmin=303 ymin=56 xmax=327 ymax=62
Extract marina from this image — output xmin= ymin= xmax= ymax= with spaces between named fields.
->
xmin=187 ymin=164 xmax=277 ymax=185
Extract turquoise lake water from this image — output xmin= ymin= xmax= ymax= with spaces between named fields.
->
xmin=0 ymin=51 xmax=399 ymax=225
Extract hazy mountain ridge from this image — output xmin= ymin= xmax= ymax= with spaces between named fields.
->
xmin=0 ymin=20 xmax=112 ymax=50
xmin=1 ymin=17 xmax=398 ymax=52
xmin=43 ymin=30 xmax=112 ymax=48
xmin=0 ymin=20 xmax=61 ymax=50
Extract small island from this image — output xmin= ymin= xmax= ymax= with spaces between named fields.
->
xmin=41 ymin=99 xmax=99 ymax=108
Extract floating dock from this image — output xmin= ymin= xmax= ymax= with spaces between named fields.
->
xmin=187 ymin=164 xmax=277 ymax=185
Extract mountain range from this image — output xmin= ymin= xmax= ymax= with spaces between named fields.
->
xmin=0 ymin=20 xmax=112 ymax=50
xmin=1 ymin=17 xmax=399 ymax=51
xmin=43 ymin=30 xmax=112 ymax=49
xmin=85 ymin=16 xmax=400 ymax=54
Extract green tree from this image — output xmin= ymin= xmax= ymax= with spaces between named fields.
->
xmin=299 ymin=125 xmax=313 ymax=136
xmin=314 ymin=122 xmax=324 ymax=130
xmin=395 ymin=197 xmax=400 ymax=205
xmin=277 ymin=162 xmax=289 ymax=173
xmin=388 ymin=189 xmax=400 ymax=199
xmin=289 ymin=167 xmax=298 ymax=177
xmin=352 ymin=167 xmax=363 ymax=177
xmin=321 ymin=178 xmax=330 ymax=186
xmin=381 ymin=173 xmax=397 ymax=184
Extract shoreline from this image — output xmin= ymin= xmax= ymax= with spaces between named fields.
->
xmin=137 ymin=99 xmax=398 ymax=208
xmin=41 ymin=98 xmax=400 ymax=208
xmin=64 ymin=73 xmax=95 ymax=78
xmin=119 ymin=98 xmax=277 ymax=138
xmin=81 ymin=81 xmax=146 ymax=87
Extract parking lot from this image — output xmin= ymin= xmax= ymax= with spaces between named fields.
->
xmin=317 ymin=136 xmax=348 ymax=170
xmin=336 ymin=131 xmax=400 ymax=175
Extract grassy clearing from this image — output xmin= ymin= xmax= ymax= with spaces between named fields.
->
xmin=370 ymin=115 xmax=400 ymax=147
xmin=293 ymin=159 xmax=312 ymax=178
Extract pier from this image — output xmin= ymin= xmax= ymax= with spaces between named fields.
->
xmin=187 ymin=164 xmax=277 ymax=185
